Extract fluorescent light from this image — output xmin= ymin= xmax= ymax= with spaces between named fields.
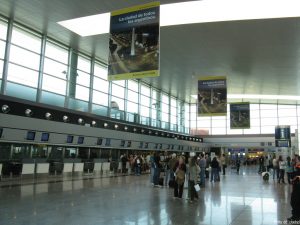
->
xmin=58 ymin=0 xmax=300 ymax=36
xmin=191 ymin=95 xmax=197 ymax=99
xmin=58 ymin=13 xmax=110 ymax=37
xmin=228 ymin=94 xmax=300 ymax=101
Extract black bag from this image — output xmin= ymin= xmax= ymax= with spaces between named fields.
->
xmin=168 ymin=180 xmax=175 ymax=188
xmin=159 ymin=177 xmax=164 ymax=186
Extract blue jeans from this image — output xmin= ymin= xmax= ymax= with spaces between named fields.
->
xmin=164 ymin=169 xmax=170 ymax=186
xmin=211 ymin=168 xmax=219 ymax=182
xmin=153 ymin=168 xmax=160 ymax=185
xmin=273 ymin=167 xmax=279 ymax=180
xmin=135 ymin=165 xmax=141 ymax=175
xmin=200 ymin=167 xmax=205 ymax=186
xmin=150 ymin=167 xmax=154 ymax=183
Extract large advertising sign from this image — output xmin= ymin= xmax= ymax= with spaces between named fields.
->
xmin=230 ymin=102 xmax=250 ymax=129
xmin=108 ymin=2 xmax=160 ymax=80
xmin=198 ymin=76 xmax=227 ymax=116
xmin=275 ymin=125 xmax=291 ymax=147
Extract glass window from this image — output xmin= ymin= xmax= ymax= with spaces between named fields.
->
xmin=112 ymin=84 xmax=124 ymax=98
xmin=212 ymin=117 xmax=226 ymax=127
xmin=170 ymin=107 xmax=177 ymax=116
xmin=128 ymin=90 xmax=138 ymax=103
xmin=197 ymin=117 xmax=211 ymax=127
xmin=162 ymin=94 xmax=169 ymax=104
xmin=244 ymin=126 xmax=260 ymax=134
xmin=171 ymin=98 xmax=177 ymax=108
xmin=94 ymin=63 xmax=108 ymax=80
xmin=278 ymin=117 xmax=297 ymax=126
xmin=43 ymin=58 xmax=68 ymax=79
xmin=75 ymin=85 xmax=89 ymax=101
xmin=261 ymin=126 xmax=275 ymax=134
xmin=42 ymin=74 xmax=66 ymax=95
xmin=162 ymin=103 xmax=169 ymax=113
xmin=211 ymin=127 xmax=226 ymax=135
xmin=45 ymin=41 xmax=69 ymax=63
xmin=141 ymin=84 xmax=150 ymax=96
xmin=278 ymin=105 xmax=296 ymax=117
xmin=261 ymin=117 xmax=277 ymax=126
xmin=171 ymin=115 xmax=177 ymax=124
xmin=0 ymin=59 xmax=3 ymax=78
xmin=140 ymin=106 xmax=150 ymax=117
xmin=7 ymin=63 xmax=39 ymax=87
xmin=77 ymin=71 xmax=90 ymax=87
xmin=128 ymin=80 xmax=138 ymax=92
xmin=112 ymin=80 xmax=125 ymax=87
xmin=111 ymin=96 xmax=124 ymax=110
xmin=92 ymin=90 xmax=108 ymax=106
xmin=141 ymin=95 xmax=150 ymax=107
xmin=250 ymin=118 xmax=260 ymax=126
xmin=93 ymin=77 xmax=109 ymax=93
xmin=162 ymin=112 xmax=169 ymax=122
xmin=9 ymin=45 xmax=40 ymax=70
xmin=127 ymin=101 xmax=138 ymax=113
xmin=260 ymin=104 xmax=277 ymax=118
xmin=77 ymin=56 xmax=91 ymax=73
xmin=152 ymin=89 xmax=157 ymax=100
xmin=11 ymin=26 xmax=41 ymax=53
xmin=0 ymin=40 xmax=5 ymax=59
xmin=0 ymin=21 xmax=7 ymax=40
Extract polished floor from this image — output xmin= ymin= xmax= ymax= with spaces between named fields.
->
xmin=0 ymin=166 xmax=294 ymax=225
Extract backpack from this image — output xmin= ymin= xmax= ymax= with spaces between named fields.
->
xmin=176 ymin=169 xmax=185 ymax=185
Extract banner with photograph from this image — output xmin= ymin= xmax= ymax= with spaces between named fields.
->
xmin=230 ymin=102 xmax=250 ymax=129
xmin=108 ymin=2 xmax=160 ymax=80
xmin=198 ymin=76 xmax=227 ymax=116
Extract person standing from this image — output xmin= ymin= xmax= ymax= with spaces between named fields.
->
xmin=188 ymin=156 xmax=199 ymax=203
xmin=278 ymin=155 xmax=286 ymax=184
xmin=286 ymin=156 xmax=294 ymax=184
xmin=272 ymin=155 xmax=279 ymax=180
xmin=210 ymin=157 xmax=219 ymax=182
xmin=199 ymin=153 xmax=206 ymax=187
xmin=173 ymin=156 xmax=186 ymax=198
xmin=164 ymin=154 xmax=171 ymax=187
xmin=236 ymin=157 xmax=241 ymax=174
xmin=121 ymin=154 xmax=128 ymax=174
xmin=220 ymin=154 xmax=227 ymax=175
xmin=153 ymin=153 xmax=161 ymax=187
xmin=168 ymin=154 xmax=177 ymax=187
xmin=258 ymin=156 xmax=264 ymax=173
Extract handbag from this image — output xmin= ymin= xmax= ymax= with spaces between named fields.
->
xmin=176 ymin=169 xmax=185 ymax=185
xmin=194 ymin=184 xmax=200 ymax=192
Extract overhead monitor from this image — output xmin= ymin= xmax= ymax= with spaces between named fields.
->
xmin=120 ymin=140 xmax=125 ymax=147
xmin=0 ymin=128 xmax=3 ymax=138
xmin=67 ymin=135 xmax=74 ymax=143
xmin=26 ymin=131 xmax=36 ymax=141
xmin=41 ymin=133 xmax=50 ymax=142
xmin=105 ymin=138 xmax=111 ymax=146
xmin=78 ymin=136 xmax=84 ymax=144
xmin=97 ymin=138 xmax=103 ymax=145
xmin=127 ymin=141 xmax=132 ymax=147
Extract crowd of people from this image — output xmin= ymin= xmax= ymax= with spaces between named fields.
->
xmin=120 ymin=151 xmax=300 ymax=221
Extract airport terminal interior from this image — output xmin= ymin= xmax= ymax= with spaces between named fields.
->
xmin=1 ymin=0 xmax=300 ymax=224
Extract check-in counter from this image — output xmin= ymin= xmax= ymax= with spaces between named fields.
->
xmin=83 ymin=161 xmax=94 ymax=173
xmin=49 ymin=161 xmax=64 ymax=175
xmin=1 ymin=161 xmax=23 ymax=178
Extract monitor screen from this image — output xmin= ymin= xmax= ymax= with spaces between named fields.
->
xmin=127 ymin=141 xmax=132 ymax=147
xmin=105 ymin=138 xmax=111 ymax=146
xmin=97 ymin=138 xmax=103 ymax=145
xmin=139 ymin=142 xmax=143 ymax=148
xmin=159 ymin=144 xmax=162 ymax=149
xmin=144 ymin=143 xmax=148 ymax=149
xmin=0 ymin=128 xmax=3 ymax=138
xmin=78 ymin=136 xmax=84 ymax=144
xmin=41 ymin=133 xmax=50 ymax=141
xmin=67 ymin=135 xmax=74 ymax=143
xmin=154 ymin=144 xmax=158 ymax=149
xmin=26 ymin=131 xmax=36 ymax=140
xmin=120 ymin=140 xmax=125 ymax=147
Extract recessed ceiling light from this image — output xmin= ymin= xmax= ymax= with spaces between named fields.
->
xmin=58 ymin=0 xmax=300 ymax=36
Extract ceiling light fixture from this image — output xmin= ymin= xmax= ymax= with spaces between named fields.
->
xmin=25 ymin=109 xmax=33 ymax=117
xmin=45 ymin=112 xmax=52 ymax=120
xmin=58 ymin=0 xmax=300 ymax=36
xmin=63 ymin=115 xmax=69 ymax=123
xmin=1 ymin=105 xmax=10 ymax=113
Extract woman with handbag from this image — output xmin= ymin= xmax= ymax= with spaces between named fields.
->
xmin=173 ymin=156 xmax=186 ymax=199
xmin=188 ymin=156 xmax=199 ymax=203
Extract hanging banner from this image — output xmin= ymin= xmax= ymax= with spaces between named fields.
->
xmin=230 ymin=102 xmax=250 ymax=129
xmin=108 ymin=2 xmax=160 ymax=80
xmin=198 ymin=76 xmax=227 ymax=116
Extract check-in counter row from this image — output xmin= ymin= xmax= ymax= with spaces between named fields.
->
xmin=0 ymin=162 xmax=130 ymax=179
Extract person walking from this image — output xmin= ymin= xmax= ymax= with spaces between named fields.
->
xmin=199 ymin=153 xmax=206 ymax=187
xmin=173 ymin=156 xmax=186 ymax=198
xmin=220 ymin=154 xmax=227 ymax=175
xmin=168 ymin=153 xmax=177 ymax=187
xmin=153 ymin=153 xmax=161 ymax=187
xmin=210 ymin=157 xmax=219 ymax=182
xmin=278 ymin=155 xmax=286 ymax=184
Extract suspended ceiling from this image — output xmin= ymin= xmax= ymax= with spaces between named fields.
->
xmin=1 ymin=0 xmax=300 ymax=103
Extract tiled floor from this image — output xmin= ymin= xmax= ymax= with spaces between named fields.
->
xmin=0 ymin=166 xmax=295 ymax=225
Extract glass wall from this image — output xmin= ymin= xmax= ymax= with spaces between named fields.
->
xmin=2 ymin=17 xmax=300 ymax=137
